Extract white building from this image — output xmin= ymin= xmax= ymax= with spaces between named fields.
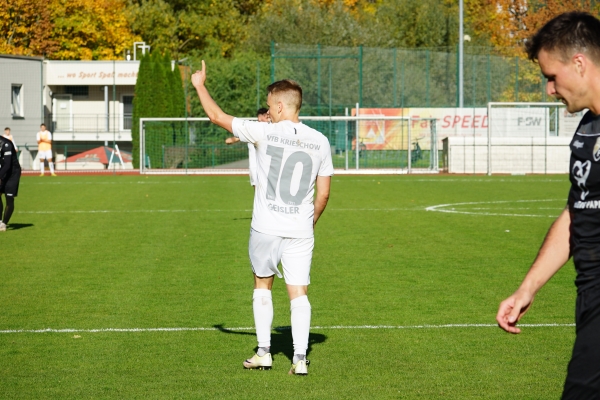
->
xmin=44 ymin=60 xmax=139 ymax=145
xmin=1 ymin=56 xmax=142 ymax=169
xmin=0 ymin=54 xmax=44 ymax=168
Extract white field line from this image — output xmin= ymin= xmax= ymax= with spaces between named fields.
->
xmin=26 ymin=178 xmax=567 ymax=185
xmin=18 ymin=209 xmax=252 ymax=214
xmin=0 ymin=323 xmax=574 ymax=334
xmin=425 ymin=199 xmax=564 ymax=218
xmin=17 ymin=207 xmax=423 ymax=215
xmin=27 ymin=181 xmax=188 ymax=185
xmin=17 ymin=201 xmax=564 ymax=215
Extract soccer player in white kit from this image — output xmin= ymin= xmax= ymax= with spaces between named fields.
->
xmin=192 ymin=61 xmax=333 ymax=375
xmin=225 ymin=108 xmax=270 ymax=187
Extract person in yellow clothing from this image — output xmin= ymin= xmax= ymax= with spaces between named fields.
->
xmin=36 ymin=123 xmax=56 ymax=176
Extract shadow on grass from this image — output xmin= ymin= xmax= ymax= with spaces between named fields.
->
xmin=7 ymin=223 xmax=34 ymax=231
xmin=214 ymin=324 xmax=326 ymax=363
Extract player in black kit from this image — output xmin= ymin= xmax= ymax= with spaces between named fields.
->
xmin=496 ymin=12 xmax=600 ymax=399
xmin=0 ymin=134 xmax=21 ymax=231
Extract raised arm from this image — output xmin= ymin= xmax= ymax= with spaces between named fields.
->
xmin=313 ymin=175 xmax=331 ymax=228
xmin=191 ymin=60 xmax=234 ymax=133
xmin=496 ymin=207 xmax=572 ymax=333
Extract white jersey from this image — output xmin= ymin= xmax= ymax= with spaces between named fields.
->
xmin=248 ymin=143 xmax=257 ymax=186
xmin=233 ymin=118 xmax=334 ymax=238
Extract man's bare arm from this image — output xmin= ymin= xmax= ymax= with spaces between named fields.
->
xmin=313 ymin=175 xmax=331 ymax=228
xmin=191 ymin=60 xmax=234 ymax=133
xmin=496 ymin=207 xmax=572 ymax=333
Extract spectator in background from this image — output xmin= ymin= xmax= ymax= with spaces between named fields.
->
xmin=37 ymin=123 xmax=56 ymax=177
xmin=225 ymin=108 xmax=270 ymax=188
xmin=3 ymin=128 xmax=17 ymax=153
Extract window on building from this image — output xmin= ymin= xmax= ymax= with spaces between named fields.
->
xmin=123 ymin=95 xmax=134 ymax=130
xmin=11 ymin=84 xmax=24 ymax=118
xmin=64 ymin=85 xmax=89 ymax=99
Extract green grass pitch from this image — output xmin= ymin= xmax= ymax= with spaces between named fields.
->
xmin=0 ymin=174 xmax=576 ymax=399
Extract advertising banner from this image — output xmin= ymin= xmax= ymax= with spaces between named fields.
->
xmin=354 ymin=107 xmax=584 ymax=150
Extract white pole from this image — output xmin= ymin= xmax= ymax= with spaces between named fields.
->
xmin=408 ymin=118 xmax=412 ymax=174
xmin=140 ymin=118 xmax=144 ymax=173
xmin=459 ymin=0 xmax=464 ymax=108
xmin=345 ymin=107 xmax=349 ymax=170
xmin=355 ymin=103 xmax=359 ymax=170
xmin=487 ymin=103 xmax=491 ymax=175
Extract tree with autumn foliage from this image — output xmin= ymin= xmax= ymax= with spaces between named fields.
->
xmin=466 ymin=0 xmax=600 ymax=55
xmin=0 ymin=0 xmax=58 ymax=56
xmin=0 ymin=0 xmax=141 ymax=59
xmin=465 ymin=0 xmax=600 ymax=101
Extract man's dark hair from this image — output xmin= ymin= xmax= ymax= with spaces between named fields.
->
xmin=4 ymin=127 xmax=9 ymax=131
xmin=40 ymin=123 xmax=46 ymax=127
xmin=257 ymin=107 xmax=268 ymax=116
xmin=266 ymin=79 xmax=302 ymax=111
xmin=526 ymin=11 xmax=600 ymax=63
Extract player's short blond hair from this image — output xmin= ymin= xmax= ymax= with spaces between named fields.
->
xmin=267 ymin=80 xmax=302 ymax=112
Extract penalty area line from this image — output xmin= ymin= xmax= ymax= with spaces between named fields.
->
xmin=0 ymin=323 xmax=574 ymax=334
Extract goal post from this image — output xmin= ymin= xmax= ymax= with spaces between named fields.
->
xmin=444 ymin=102 xmax=582 ymax=175
xmin=139 ymin=115 xmax=439 ymax=175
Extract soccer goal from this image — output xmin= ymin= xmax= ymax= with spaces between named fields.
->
xmin=139 ymin=115 xmax=439 ymax=175
xmin=443 ymin=102 xmax=584 ymax=175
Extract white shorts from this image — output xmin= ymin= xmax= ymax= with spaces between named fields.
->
xmin=38 ymin=150 xmax=53 ymax=160
xmin=248 ymin=229 xmax=314 ymax=285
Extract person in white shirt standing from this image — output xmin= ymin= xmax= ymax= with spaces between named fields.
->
xmin=192 ymin=61 xmax=333 ymax=376
xmin=36 ymin=123 xmax=56 ymax=177
xmin=3 ymin=127 xmax=17 ymax=153
xmin=225 ymin=108 xmax=270 ymax=188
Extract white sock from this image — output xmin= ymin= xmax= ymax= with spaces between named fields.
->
xmin=49 ymin=162 xmax=54 ymax=173
xmin=40 ymin=160 xmax=44 ymax=174
xmin=290 ymin=295 xmax=311 ymax=356
xmin=253 ymin=289 xmax=273 ymax=349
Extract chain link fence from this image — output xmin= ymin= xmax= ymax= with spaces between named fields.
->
xmin=140 ymin=116 xmax=439 ymax=174
xmin=269 ymin=44 xmax=546 ymax=114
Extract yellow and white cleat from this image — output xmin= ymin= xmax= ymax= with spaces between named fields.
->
xmin=243 ymin=353 xmax=272 ymax=370
xmin=289 ymin=359 xmax=308 ymax=375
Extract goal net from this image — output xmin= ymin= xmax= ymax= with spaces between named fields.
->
xmin=139 ymin=116 xmax=439 ymax=174
xmin=443 ymin=102 xmax=583 ymax=174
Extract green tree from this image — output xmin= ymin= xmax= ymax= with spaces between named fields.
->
xmin=245 ymin=0 xmax=368 ymax=52
xmin=131 ymin=54 xmax=153 ymax=168
xmin=186 ymin=51 xmax=270 ymax=141
xmin=370 ymin=0 xmax=459 ymax=48
xmin=132 ymin=51 xmax=188 ymax=168
xmin=126 ymin=0 xmax=249 ymax=59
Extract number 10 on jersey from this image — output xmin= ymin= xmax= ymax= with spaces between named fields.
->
xmin=266 ymin=145 xmax=313 ymax=206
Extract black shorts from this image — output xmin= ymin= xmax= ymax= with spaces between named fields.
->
xmin=562 ymin=285 xmax=600 ymax=399
xmin=0 ymin=169 xmax=21 ymax=197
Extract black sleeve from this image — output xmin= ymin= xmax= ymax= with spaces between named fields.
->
xmin=0 ymin=140 xmax=14 ymax=181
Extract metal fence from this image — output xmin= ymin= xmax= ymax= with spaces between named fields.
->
xmin=140 ymin=116 xmax=439 ymax=174
xmin=269 ymin=44 xmax=546 ymax=114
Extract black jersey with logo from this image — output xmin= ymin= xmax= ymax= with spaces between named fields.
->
xmin=568 ymin=111 xmax=600 ymax=290
xmin=0 ymin=136 xmax=21 ymax=181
